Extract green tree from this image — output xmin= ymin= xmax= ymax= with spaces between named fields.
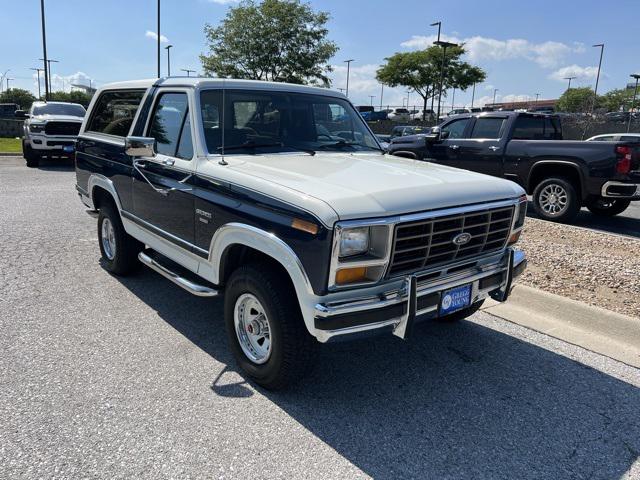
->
xmin=376 ymin=45 xmax=486 ymax=120
xmin=0 ymin=88 xmax=37 ymax=110
xmin=49 ymin=90 xmax=94 ymax=108
xmin=556 ymin=87 xmax=599 ymax=113
xmin=599 ymin=88 xmax=635 ymax=112
xmin=200 ymin=0 xmax=338 ymax=86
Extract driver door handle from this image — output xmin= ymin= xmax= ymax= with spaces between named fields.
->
xmin=449 ymin=145 xmax=460 ymax=150
xmin=488 ymin=146 xmax=501 ymax=151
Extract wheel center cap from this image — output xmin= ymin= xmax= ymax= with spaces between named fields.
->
xmin=247 ymin=320 xmax=261 ymax=335
xmin=549 ymin=194 xmax=557 ymax=204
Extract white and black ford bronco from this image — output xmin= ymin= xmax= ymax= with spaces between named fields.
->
xmin=75 ymin=78 xmax=527 ymax=389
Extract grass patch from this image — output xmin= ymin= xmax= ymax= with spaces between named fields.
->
xmin=0 ymin=137 xmax=22 ymax=153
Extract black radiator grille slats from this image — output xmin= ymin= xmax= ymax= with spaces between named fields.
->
xmin=387 ymin=206 xmax=514 ymax=277
xmin=44 ymin=122 xmax=81 ymax=136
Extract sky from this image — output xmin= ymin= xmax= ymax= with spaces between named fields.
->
xmin=2 ymin=0 xmax=640 ymax=110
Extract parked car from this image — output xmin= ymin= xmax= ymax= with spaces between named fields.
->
xmin=376 ymin=134 xmax=391 ymax=150
xmin=389 ymin=125 xmax=430 ymax=140
xmin=410 ymin=109 xmax=435 ymax=121
xmin=388 ymin=111 xmax=640 ymax=223
xmin=586 ymin=133 xmax=640 ymax=144
xmin=75 ymin=78 xmax=527 ymax=389
xmin=438 ymin=108 xmax=471 ymax=122
xmin=605 ymin=111 xmax=637 ymax=123
xmin=20 ymin=101 xmax=86 ymax=167
xmin=387 ymin=108 xmax=411 ymax=122
xmin=360 ymin=109 xmax=388 ymax=122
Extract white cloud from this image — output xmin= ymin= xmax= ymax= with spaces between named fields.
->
xmin=33 ymin=71 xmax=94 ymax=93
xmin=474 ymin=93 xmax=533 ymax=107
xmin=401 ymin=34 xmax=582 ymax=69
xmin=145 ymin=30 xmax=169 ymax=43
xmin=548 ymin=64 xmax=599 ymax=82
xmin=328 ymin=63 xmax=411 ymax=107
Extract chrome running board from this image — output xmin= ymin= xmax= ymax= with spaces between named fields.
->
xmin=138 ymin=251 xmax=219 ymax=297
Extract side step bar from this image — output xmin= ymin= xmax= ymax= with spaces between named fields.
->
xmin=138 ymin=251 xmax=219 ymax=298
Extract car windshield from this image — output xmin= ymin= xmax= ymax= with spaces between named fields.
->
xmin=32 ymin=103 xmax=86 ymax=117
xmin=200 ymin=89 xmax=381 ymax=155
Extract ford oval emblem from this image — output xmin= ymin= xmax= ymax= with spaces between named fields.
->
xmin=452 ymin=232 xmax=472 ymax=246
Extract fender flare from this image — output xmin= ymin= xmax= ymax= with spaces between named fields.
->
xmin=527 ymin=160 xmax=585 ymax=195
xmin=87 ymin=174 xmax=123 ymax=211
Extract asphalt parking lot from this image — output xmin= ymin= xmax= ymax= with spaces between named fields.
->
xmin=1 ymin=157 xmax=639 ymax=479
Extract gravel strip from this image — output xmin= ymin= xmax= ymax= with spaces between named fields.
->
xmin=518 ymin=218 xmax=640 ymax=318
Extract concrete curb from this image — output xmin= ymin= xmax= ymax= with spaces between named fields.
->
xmin=482 ymin=284 xmax=640 ymax=368
xmin=0 ymin=152 xmax=23 ymax=156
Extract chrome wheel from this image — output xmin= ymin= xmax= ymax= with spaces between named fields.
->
xmin=234 ymin=293 xmax=272 ymax=364
xmin=539 ymin=184 xmax=568 ymax=216
xmin=101 ymin=217 xmax=116 ymax=260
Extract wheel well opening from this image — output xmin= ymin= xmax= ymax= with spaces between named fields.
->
xmin=528 ymin=164 xmax=582 ymax=198
xmin=220 ymin=245 xmax=294 ymax=291
xmin=92 ymin=186 xmax=115 ymax=210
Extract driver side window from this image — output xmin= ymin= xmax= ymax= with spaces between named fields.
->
xmin=441 ymin=118 xmax=470 ymax=139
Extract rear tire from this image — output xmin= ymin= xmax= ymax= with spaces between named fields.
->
xmin=436 ymin=299 xmax=485 ymax=323
xmin=23 ymin=141 xmax=40 ymax=168
xmin=224 ymin=263 xmax=317 ymax=390
xmin=97 ymin=201 xmax=143 ymax=276
xmin=586 ymin=197 xmax=631 ymax=217
xmin=532 ymin=177 xmax=580 ymax=223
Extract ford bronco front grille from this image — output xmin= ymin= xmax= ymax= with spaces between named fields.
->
xmin=44 ymin=121 xmax=81 ymax=136
xmin=387 ymin=205 xmax=514 ymax=277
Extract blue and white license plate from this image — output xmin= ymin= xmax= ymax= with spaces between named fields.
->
xmin=63 ymin=145 xmax=75 ymax=153
xmin=439 ymin=284 xmax=472 ymax=316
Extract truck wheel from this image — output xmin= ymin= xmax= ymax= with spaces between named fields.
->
xmin=436 ymin=299 xmax=485 ymax=322
xmin=23 ymin=141 xmax=40 ymax=168
xmin=97 ymin=201 xmax=142 ymax=275
xmin=224 ymin=263 xmax=317 ymax=390
xmin=586 ymin=197 xmax=631 ymax=217
xmin=532 ymin=177 xmax=580 ymax=223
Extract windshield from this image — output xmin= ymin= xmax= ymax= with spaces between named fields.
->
xmin=32 ymin=103 xmax=86 ymax=117
xmin=200 ymin=89 xmax=381 ymax=156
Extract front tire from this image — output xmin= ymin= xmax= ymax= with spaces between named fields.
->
xmin=97 ymin=202 xmax=142 ymax=275
xmin=532 ymin=177 xmax=580 ymax=223
xmin=586 ymin=197 xmax=631 ymax=217
xmin=224 ymin=263 xmax=317 ymax=390
xmin=23 ymin=141 xmax=40 ymax=168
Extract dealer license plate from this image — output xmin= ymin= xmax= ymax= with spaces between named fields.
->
xmin=439 ymin=284 xmax=472 ymax=316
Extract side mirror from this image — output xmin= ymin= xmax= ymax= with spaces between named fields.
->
xmin=423 ymin=127 xmax=447 ymax=142
xmin=125 ymin=136 xmax=156 ymax=157
xmin=14 ymin=110 xmax=28 ymax=119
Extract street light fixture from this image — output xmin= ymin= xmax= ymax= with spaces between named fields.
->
xmin=434 ymin=40 xmax=458 ymax=120
xmin=564 ymin=76 xmax=576 ymax=91
xmin=592 ymin=43 xmax=605 ymax=113
xmin=165 ymin=45 xmax=173 ymax=77
xmin=627 ymin=73 xmax=640 ymax=133
xmin=31 ymin=68 xmax=44 ymax=99
xmin=39 ymin=58 xmax=58 ymax=94
xmin=180 ymin=68 xmax=195 ymax=77
xmin=343 ymin=59 xmax=354 ymax=97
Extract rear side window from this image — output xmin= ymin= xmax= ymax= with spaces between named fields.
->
xmin=512 ymin=116 xmax=561 ymax=140
xmin=86 ymin=90 xmax=145 ymax=137
xmin=470 ymin=118 xmax=506 ymax=139
xmin=147 ymin=92 xmax=193 ymax=159
xmin=620 ymin=136 xmax=640 ymax=143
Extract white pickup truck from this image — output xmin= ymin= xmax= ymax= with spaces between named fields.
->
xmin=75 ymin=78 xmax=527 ymax=389
xmin=21 ymin=101 xmax=85 ymax=167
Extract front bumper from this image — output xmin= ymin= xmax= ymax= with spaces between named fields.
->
xmin=25 ymin=134 xmax=76 ymax=153
xmin=601 ymin=181 xmax=640 ymax=199
xmin=314 ymin=248 xmax=526 ymax=342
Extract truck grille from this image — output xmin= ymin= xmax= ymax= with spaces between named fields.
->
xmin=44 ymin=121 xmax=81 ymax=136
xmin=387 ymin=205 xmax=514 ymax=277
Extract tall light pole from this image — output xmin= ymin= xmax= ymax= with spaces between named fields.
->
xmin=0 ymin=69 xmax=10 ymax=94
xmin=6 ymin=77 xmax=13 ymax=91
xmin=369 ymin=95 xmax=375 ymax=106
xmin=157 ymin=0 xmax=161 ymax=78
xmin=180 ymin=68 xmax=195 ymax=77
xmin=592 ymin=43 xmax=605 ymax=112
xmin=406 ymin=90 xmax=411 ymax=110
xmin=434 ymin=40 xmax=457 ymax=121
xmin=343 ymin=59 xmax=354 ymax=97
xmin=627 ymin=73 xmax=640 ymax=133
xmin=165 ymin=45 xmax=172 ymax=76
xmin=564 ymin=76 xmax=575 ymax=91
xmin=40 ymin=0 xmax=49 ymax=100
xmin=470 ymin=82 xmax=476 ymax=108
xmin=39 ymin=58 xmax=58 ymax=94
xmin=535 ymin=93 xmax=540 ymax=107
xmin=379 ymin=84 xmax=384 ymax=109
xmin=492 ymin=88 xmax=499 ymax=106
xmin=451 ymin=87 xmax=456 ymax=110
xmin=429 ymin=21 xmax=442 ymax=116
xmin=31 ymin=68 xmax=43 ymax=99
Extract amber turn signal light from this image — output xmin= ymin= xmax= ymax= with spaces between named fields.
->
xmin=291 ymin=218 xmax=318 ymax=235
xmin=335 ymin=267 xmax=367 ymax=285
xmin=508 ymin=230 xmax=521 ymax=245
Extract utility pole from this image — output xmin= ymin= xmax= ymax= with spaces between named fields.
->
xmin=470 ymin=82 xmax=476 ymax=108
xmin=564 ymin=76 xmax=575 ymax=91
xmin=429 ymin=21 xmax=441 ymax=116
xmin=369 ymin=95 xmax=375 ymax=106
xmin=165 ymin=45 xmax=173 ymax=76
xmin=493 ymin=88 xmax=499 ymax=106
xmin=344 ymin=59 xmax=354 ymax=97
xmin=31 ymin=68 xmax=44 ymax=99
xmin=40 ymin=0 xmax=49 ymax=100
xmin=157 ymin=0 xmax=161 ymax=78
xmin=592 ymin=43 xmax=605 ymax=113
xmin=180 ymin=68 xmax=195 ymax=77
xmin=379 ymin=84 xmax=384 ymax=110
xmin=627 ymin=73 xmax=640 ymax=133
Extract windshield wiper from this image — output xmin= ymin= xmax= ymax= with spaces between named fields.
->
xmin=318 ymin=139 xmax=384 ymax=153
xmin=217 ymin=140 xmax=315 ymax=155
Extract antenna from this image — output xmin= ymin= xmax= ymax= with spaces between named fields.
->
xmin=218 ymin=84 xmax=227 ymax=165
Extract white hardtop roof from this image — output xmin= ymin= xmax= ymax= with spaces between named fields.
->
xmin=98 ymin=77 xmax=348 ymax=99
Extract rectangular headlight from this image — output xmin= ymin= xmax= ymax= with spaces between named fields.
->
xmin=339 ymin=227 xmax=369 ymax=257
xmin=29 ymin=123 xmax=45 ymax=133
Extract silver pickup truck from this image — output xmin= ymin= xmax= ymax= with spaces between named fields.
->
xmin=75 ymin=78 xmax=527 ymax=389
